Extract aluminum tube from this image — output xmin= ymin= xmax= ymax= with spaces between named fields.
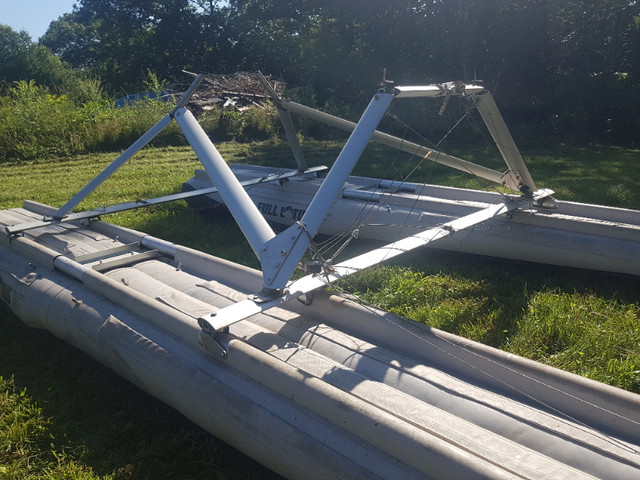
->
xmin=393 ymin=85 xmax=485 ymax=98
xmin=140 ymin=235 xmax=177 ymax=257
xmin=378 ymin=179 xmax=416 ymax=192
xmin=172 ymin=74 xmax=206 ymax=111
xmin=21 ymin=200 xmax=59 ymax=216
xmin=256 ymin=71 xmax=307 ymax=170
xmin=474 ymin=93 xmax=537 ymax=192
xmin=55 ymin=114 xmax=174 ymax=219
xmin=260 ymin=93 xmax=394 ymax=290
xmin=280 ymin=100 xmax=509 ymax=189
xmin=296 ymin=93 xmax=392 ymax=227
xmin=277 ymin=108 xmax=307 ymax=170
xmin=341 ymin=188 xmax=382 ymax=202
xmin=298 ymin=95 xmax=392 ymax=233
xmin=174 ymin=107 xmax=275 ymax=258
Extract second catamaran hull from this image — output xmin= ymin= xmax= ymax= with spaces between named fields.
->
xmin=183 ymin=164 xmax=640 ymax=276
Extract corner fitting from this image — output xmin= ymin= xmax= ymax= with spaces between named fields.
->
xmin=197 ymin=316 xmax=228 ymax=359
xmin=379 ymin=69 xmax=395 ymax=93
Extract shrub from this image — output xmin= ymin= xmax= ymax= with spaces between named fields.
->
xmin=0 ymin=79 xmax=183 ymax=161
xmin=0 ymin=75 xmax=282 ymax=162
xmin=240 ymin=105 xmax=277 ymax=140
xmin=0 ymin=80 xmax=78 ymax=159
xmin=197 ymin=103 xmax=278 ymax=142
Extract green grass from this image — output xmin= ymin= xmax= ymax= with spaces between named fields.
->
xmin=509 ymin=291 xmax=640 ymax=391
xmin=343 ymin=252 xmax=640 ymax=392
xmin=1 ymin=138 xmax=639 ymax=478
xmin=522 ymin=144 xmax=640 ymax=208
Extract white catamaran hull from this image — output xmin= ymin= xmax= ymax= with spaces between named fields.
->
xmin=2 ymin=202 xmax=639 ymax=479
xmin=183 ymin=163 xmax=640 ymax=277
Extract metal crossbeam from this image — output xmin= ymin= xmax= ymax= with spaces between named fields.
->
xmin=53 ymin=75 xmax=208 ymax=220
xmin=6 ymin=166 xmax=327 ymax=235
xmin=199 ymin=193 xmax=542 ymax=333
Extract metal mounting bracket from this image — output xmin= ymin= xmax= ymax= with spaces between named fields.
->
xmin=198 ymin=326 xmax=228 ymax=359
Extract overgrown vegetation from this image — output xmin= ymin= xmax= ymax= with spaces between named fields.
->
xmin=510 ymin=291 xmax=640 ymax=392
xmin=2 ymin=1 xmax=639 ymax=146
xmin=0 ymin=79 xmax=168 ymax=160
xmin=0 ymin=75 xmax=279 ymax=162
xmin=33 ymin=0 xmax=640 ymax=145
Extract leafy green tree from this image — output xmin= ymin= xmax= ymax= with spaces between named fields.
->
xmin=0 ymin=25 xmax=70 ymax=92
xmin=39 ymin=12 xmax=100 ymax=71
xmin=546 ymin=0 xmax=640 ymax=143
xmin=41 ymin=0 xmax=208 ymax=92
xmin=30 ymin=0 xmax=640 ymax=144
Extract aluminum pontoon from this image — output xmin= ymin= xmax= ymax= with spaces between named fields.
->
xmin=1 ymin=74 xmax=639 ymax=479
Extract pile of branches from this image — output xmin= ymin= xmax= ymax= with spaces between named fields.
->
xmin=185 ymin=72 xmax=286 ymax=115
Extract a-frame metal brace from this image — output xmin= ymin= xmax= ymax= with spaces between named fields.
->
xmin=196 ymin=75 xmax=553 ymax=336
xmin=7 ymin=72 xmax=552 ymax=340
xmin=256 ymin=72 xmax=537 ymax=194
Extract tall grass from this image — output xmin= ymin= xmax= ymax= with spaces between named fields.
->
xmin=0 ymin=77 xmax=279 ymax=162
xmin=509 ymin=291 xmax=640 ymax=392
xmin=0 ymin=79 xmax=177 ymax=160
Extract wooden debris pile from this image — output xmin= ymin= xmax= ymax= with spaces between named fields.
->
xmin=185 ymin=72 xmax=285 ymax=115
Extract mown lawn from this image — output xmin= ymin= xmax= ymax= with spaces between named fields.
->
xmin=1 ymin=139 xmax=639 ymax=478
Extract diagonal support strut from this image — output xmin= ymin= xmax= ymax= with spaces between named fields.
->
xmin=198 ymin=190 xmax=552 ymax=334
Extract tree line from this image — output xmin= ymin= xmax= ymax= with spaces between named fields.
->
xmin=2 ymin=0 xmax=639 ymax=145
